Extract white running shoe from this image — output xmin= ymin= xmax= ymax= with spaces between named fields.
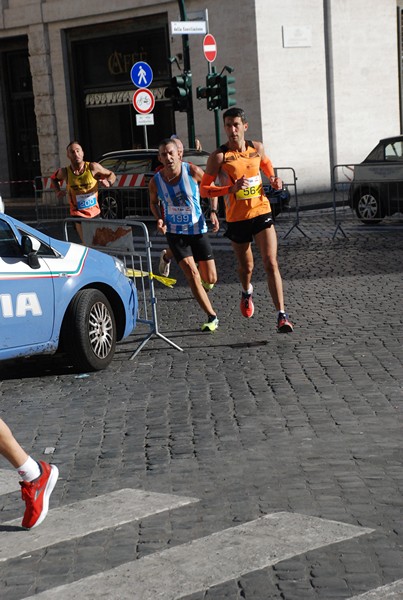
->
xmin=159 ymin=249 xmax=171 ymax=277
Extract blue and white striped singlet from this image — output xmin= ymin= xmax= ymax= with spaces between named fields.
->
xmin=154 ymin=162 xmax=207 ymax=235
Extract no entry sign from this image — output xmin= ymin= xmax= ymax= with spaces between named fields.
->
xmin=203 ymin=34 xmax=217 ymax=63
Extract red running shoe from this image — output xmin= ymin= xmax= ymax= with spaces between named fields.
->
xmin=240 ymin=287 xmax=254 ymax=318
xmin=20 ymin=461 xmax=59 ymax=529
xmin=277 ymin=312 xmax=293 ymax=333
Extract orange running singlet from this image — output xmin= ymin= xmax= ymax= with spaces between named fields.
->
xmin=66 ymin=162 xmax=100 ymax=218
xmin=218 ymin=141 xmax=271 ymax=222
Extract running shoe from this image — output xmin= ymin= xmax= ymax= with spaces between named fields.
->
xmin=277 ymin=312 xmax=293 ymax=333
xmin=240 ymin=287 xmax=254 ymax=318
xmin=201 ymin=315 xmax=219 ymax=332
xmin=159 ymin=249 xmax=171 ymax=277
xmin=20 ymin=461 xmax=59 ymax=529
xmin=201 ymin=278 xmax=215 ymax=293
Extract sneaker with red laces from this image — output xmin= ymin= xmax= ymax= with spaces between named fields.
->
xmin=240 ymin=287 xmax=254 ymax=318
xmin=20 ymin=461 xmax=59 ymax=529
xmin=277 ymin=312 xmax=293 ymax=333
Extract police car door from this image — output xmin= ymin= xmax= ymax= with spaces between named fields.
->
xmin=0 ymin=219 xmax=54 ymax=350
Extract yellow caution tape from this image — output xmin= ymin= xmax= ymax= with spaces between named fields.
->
xmin=126 ymin=268 xmax=176 ymax=288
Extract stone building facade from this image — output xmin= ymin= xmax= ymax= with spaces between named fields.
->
xmin=0 ymin=0 xmax=400 ymax=196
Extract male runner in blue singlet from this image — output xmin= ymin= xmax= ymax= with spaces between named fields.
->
xmin=149 ymin=138 xmax=219 ymax=332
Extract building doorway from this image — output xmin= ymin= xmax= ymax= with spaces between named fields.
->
xmin=66 ymin=16 xmax=175 ymax=158
xmin=0 ymin=44 xmax=40 ymax=197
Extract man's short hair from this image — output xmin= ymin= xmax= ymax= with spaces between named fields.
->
xmin=66 ymin=140 xmax=82 ymax=151
xmin=222 ymin=107 xmax=247 ymax=123
xmin=158 ymin=137 xmax=178 ymax=150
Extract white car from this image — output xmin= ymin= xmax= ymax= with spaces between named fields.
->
xmin=348 ymin=135 xmax=403 ymax=223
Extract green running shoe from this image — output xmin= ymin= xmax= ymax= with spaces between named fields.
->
xmin=201 ymin=278 xmax=215 ymax=292
xmin=201 ymin=315 xmax=219 ymax=332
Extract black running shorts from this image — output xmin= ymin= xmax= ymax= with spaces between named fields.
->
xmin=166 ymin=232 xmax=215 ymax=264
xmin=224 ymin=212 xmax=274 ymax=244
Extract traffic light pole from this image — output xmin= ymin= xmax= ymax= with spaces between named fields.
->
xmin=178 ymin=0 xmax=195 ymax=148
xmin=214 ymin=108 xmax=221 ymax=147
xmin=210 ymin=66 xmax=221 ymax=147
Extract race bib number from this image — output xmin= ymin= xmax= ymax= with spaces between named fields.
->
xmin=167 ymin=205 xmax=192 ymax=225
xmin=76 ymin=192 xmax=97 ymax=210
xmin=235 ymin=175 xmax=262 ymax=200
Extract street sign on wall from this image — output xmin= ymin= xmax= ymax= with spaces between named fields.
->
xmin=171 ymin=21 xmax=206 ymax=35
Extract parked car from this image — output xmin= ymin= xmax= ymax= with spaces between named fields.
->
xmin=97 ymin=148 xmax=290 ymax=220
xmin=97 ymin=148 xmax=210 ymax=220
xmin=348 ymin=135 xmax=403 ymax=224
xmin=0 ymin=213 xmax=137 ymax=370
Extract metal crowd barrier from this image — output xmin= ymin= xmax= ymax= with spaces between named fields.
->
xmin=272 ymin=166 xmax=308 ymax=239
xmin=35 ymin=169 xmax=303 ymax=233
xmin=197 ymin=165 xmax=302 ymax=239
xmin=34 ymin=176 xmax=69 ymax=223
xmin=63 ymin=216 xmax=183 ymax=359
xmin=34 ymin=174 xmax=152 ymax=223
xmin=331 ymin=164 xmax=356 ymax=239
xmin=0 ymin=178 xmax=35 ymax=200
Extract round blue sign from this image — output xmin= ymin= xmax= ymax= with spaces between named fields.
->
xmin=130 ymin=62 xmax=153 ymax=89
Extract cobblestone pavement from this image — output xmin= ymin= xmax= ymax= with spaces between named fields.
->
xmin=0 ymin=210 xmax=402 ymax=599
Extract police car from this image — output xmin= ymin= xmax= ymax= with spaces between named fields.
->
xmin=0 ymin=213 xmax=137 ymax=371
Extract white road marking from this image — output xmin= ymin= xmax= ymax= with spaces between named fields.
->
xmin=349 ymin=579 xmax=403 ymax=599
xmin=0 ymin=488 xmax=198 ymax=562
xmin=0 ymin=468 xmax=20 ymax=495
xmin=23 ymin=511 xmax=374 ymax=600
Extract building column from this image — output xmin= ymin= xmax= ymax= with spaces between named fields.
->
xmin=28 ymin=23 xmax=58 ymax=176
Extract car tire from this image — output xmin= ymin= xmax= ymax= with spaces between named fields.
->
xmin=355 ymin=188 xmax=384 ymax=224
xmin=100 ymin=191 xmax=123 ymax=220
xmin=63 ymin=289 xmax=117 ymax=371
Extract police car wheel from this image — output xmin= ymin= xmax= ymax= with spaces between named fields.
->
xmin=64 ymin=289 xmax=117 ymax=371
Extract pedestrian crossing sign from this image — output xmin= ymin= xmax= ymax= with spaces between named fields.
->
xmin=130 ymin=61 xmax=153 ymax=89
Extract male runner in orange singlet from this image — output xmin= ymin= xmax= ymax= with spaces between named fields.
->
xmin=200 ymin=107 xmax=293 ymax=333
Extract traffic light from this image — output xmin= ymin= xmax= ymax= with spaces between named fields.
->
xmin=196 ymin=75 xmax=220 ymax=110
xmin=196 ymin=69 xmax=236 ymax=111
xmin=219 ymin=74 xmax=236 ymax=110
xmin=206 ymin=73 xmax=221 ymax=111
xmin=196 ymin=85 xmax=208 ymax=100
xmin=165 ymin=73 xmax=192 ymax=112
